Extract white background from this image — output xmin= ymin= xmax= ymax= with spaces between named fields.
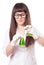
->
xmin=0 ymin=0 xmax=44 ymax=65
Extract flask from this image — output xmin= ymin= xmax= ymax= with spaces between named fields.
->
xmin=25 ymin=33 xmax=35 ymax=47
xmin=19 ymin=37 xmax=25 ymax=46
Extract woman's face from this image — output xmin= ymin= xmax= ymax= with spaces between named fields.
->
xmin=14 ymin=11 xmax=26 ymax=26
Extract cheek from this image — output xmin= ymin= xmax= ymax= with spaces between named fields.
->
xmin=15 ymin=17 xmax=26 ymax=24
xmin=23 ymin=18 xmax=26 ymax=22
xmin=15 ymin=19 xmax=18 ymax=23
xmin=15 ymin=20 xmax=19 ymax=24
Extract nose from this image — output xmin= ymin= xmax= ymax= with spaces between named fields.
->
xmin=18 ymin=16 xmax=22 ymax=19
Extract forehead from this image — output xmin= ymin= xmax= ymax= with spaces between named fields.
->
xmin=15 ymin=12 xmax=26 ymax=14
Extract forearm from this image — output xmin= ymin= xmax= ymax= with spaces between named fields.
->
xmin=37 ymin=36 xmax=44 ymax=46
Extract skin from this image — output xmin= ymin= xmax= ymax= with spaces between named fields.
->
xmin=6 ymin=12 xmax=44 ymax=56
xmin=15 ymin=12 xmax=26 ymax=26
xmin=6 ymin=44 xmax=14 ymax=56
xmin=6 ymin=12 xmax=26 ymax=56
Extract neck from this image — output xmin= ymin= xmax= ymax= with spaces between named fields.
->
xmin=17 ymin=25 xmax=25 ymax=30
xmin=17 ymin=25 xmax=25 ymax=36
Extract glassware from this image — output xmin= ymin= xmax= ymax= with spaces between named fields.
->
xmin=19 ymin=37 xmax=25 ymax=46
xmin=25 ymin=33 xmax=35 ymax=47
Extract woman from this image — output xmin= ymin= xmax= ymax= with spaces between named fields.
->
xmin=5 ymin=3 xmax=44 ymax=65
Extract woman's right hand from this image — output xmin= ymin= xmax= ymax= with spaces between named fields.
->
xmin=6 ymin=44 xmax=15 ymax=56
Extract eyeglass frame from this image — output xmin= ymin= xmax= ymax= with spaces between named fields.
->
xmin=14 ymin=13 xmax=26 ymax=19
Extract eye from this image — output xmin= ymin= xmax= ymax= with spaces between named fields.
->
xmin=15 ymin=14 xmax=26 ymax=19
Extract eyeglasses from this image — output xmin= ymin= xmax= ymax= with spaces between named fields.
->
xmin=15 ymin=14 xmax=26 ymax=19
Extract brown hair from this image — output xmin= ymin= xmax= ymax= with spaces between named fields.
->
xmin=9 ymin=3 xmax=31 ymax=41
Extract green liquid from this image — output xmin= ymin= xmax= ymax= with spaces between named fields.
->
xmin=19 ymin=37 xmax=25 ymax=46
xmin=26 ymin=33 xmax=33 ymax=36
xmin=19 ymin=33 xmax=33 ymax=46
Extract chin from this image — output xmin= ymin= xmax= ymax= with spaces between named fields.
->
xmin=19 ymin=23 xmax=24 ymax=25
